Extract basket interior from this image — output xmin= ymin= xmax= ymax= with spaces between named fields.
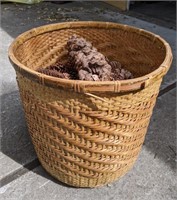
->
xmin=14 ymin=27 xmax=166 ymax=78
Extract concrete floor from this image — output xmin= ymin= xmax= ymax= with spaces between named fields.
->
xmin=0 ymin=1 xmax=176 ymax=200
xmin=127 ymin=1 xmax=176 ymax=30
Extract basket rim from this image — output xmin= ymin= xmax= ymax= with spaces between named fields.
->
xmin=8 ymin=21 xmax=173 ymax=93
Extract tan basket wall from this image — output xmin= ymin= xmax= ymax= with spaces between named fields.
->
xmin=16 ymin=72 xmax=161 ymax=187
xmin=9 ymin=22 xmax=172 ymax=187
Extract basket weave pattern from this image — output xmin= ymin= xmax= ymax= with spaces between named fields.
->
xmin=17 ymin=72 xmax=161 ymax=187
xmin=9 ymin=22 xmax=172 ymax=187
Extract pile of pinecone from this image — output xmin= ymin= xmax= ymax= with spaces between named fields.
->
xmin=37 ymin=35 xmax=133 ymax=81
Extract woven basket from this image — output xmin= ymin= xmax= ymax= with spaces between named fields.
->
xmin=9 ymin=22 xmax=172 ymax=188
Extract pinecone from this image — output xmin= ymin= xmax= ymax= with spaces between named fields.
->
xmin=37 ymin=35 xmax=134 ymax=81
xmin=64 ymin=60 xmax=79 ymax=80
xmin=37 ymin=62 xmax=70 ymax=79
xmin=66 ymin=34 xmax=112 ymax=81
xmin=37 ymin=68 xmax=70 ymax=79
xmin=109 ymin=60 xmax=134 ymax=81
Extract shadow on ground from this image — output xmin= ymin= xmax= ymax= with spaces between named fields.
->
xmin=1 ymin=90 xmax=34 ymax=164
xmin=127 ymin=1 xmax=176 ymax=30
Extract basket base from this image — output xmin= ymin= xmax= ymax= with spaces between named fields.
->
xmin=39 ymin=158 xmax=137 ymax=188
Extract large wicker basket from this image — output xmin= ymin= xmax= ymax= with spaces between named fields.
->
xmin=9 ymin=22 xmax=172 ymax=188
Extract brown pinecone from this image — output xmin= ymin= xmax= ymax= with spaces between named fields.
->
xmin=37 ymin=67 xmax=70 ymax=79
xmin=37 ymin=62 xmax=70 ymax=79
xmin=109 ymin=60 xmax=133 ymax=80
xmin=45 ymin=61 xmax=65 ymax=72
xmin=37 ymin=35 xmax=134 ymax=81
xmin=64 ymin=60 xmax=79 ymax=80
xmin=66 ymin=34 xmax=112 ymax=81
